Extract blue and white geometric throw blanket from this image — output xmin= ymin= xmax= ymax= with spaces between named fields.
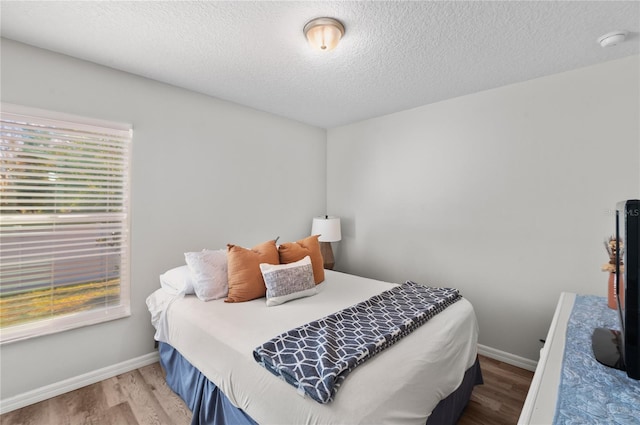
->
xmin=553 ymin=295 xmax=640 ymax=424
xmin=253 ymin=281 xmax=461 ymax=404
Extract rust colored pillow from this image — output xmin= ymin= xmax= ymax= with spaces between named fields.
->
xmin=225 ymin=240 xmax=279 ymax=303
xmin=278 ymin=235 xmax=325 ymax=284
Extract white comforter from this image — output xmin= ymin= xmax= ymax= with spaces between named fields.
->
xmin=147 ymin=270 xmax=479 ymax=425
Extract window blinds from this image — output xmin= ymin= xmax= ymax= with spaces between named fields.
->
xmin=0 ymin=104 xmax=132 ymax=344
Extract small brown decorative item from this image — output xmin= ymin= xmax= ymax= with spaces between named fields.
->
xmin=602 ymin=236 xmax=624 ymax=309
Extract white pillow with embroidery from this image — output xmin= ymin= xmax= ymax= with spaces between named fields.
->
xmin=260 ymin=256 xmax=317 ymax=307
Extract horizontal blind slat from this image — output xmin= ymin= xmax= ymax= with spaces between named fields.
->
xmin=0 ymin=142 xmax=128 ymax=163
xmin=0 ymin=135 xmax=129 ymax=154
xmin=1 ymin=111 xmax=131 ymax=139
xmin=1 ymin=227 xmax=125 ymax=236
xmin=2 ymin=170 xmax=125 ymax=183
xmin=1 ymin=191 xmax=124 ymax=200
xmin=1 ymin=128 xmax=131 ymax=147
xmin=1 ymin=249 xmax=125 ymax=267
xmin=1 ymin=131 xmax=129 ymax=152
xmin=1 ymin=260 xmax=120 ymax=277
xmin=2 ymin=162 xmax=125 ymax=175
xmin=0 ymin=233 xmax=123 ymax=248
xmin=0 ymin=205 xmax=126 ymax=214
xmin=1 ymin=213 xmax=126 ymax=224
xmin=0 ymin=184 xmax=125 ymax=195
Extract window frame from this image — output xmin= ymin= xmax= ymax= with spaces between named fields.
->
xmin=0 ymin=103 xmax=132 ymax=345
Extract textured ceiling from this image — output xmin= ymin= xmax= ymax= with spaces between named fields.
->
xmin=1 ymin=1 xmax=639 ymax=128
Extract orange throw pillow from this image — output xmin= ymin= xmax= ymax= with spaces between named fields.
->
xmin=226 ymin=240 xmax=279 ymax=303
xmin=278 ymin=235 xmax=325 ymax=284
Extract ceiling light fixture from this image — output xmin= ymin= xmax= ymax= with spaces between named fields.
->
xmin=304 ymin=17 xmax=345 ymax=51
xmin=598 ymin=31 xmax=627 ymax=48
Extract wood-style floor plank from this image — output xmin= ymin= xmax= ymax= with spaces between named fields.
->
xmin=137 ymin=363 xmax=191 ymax=424
xmin=101 ymin=375 xmax=129 ymax=409
xmin=92 ymin=402 xmax=139 ymax=425
xmin=1 ymin=355 xmax=532 ymax=425
xmin=458 ymin=356 xmax=534 ymax=425
xmin=0 ymin=399 xmax=50 ymax=425
xmin=115 ymin=369 xmax=175 ymax=425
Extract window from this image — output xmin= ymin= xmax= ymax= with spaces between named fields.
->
xmin=0 ymin=104 xmax=132 ymax=344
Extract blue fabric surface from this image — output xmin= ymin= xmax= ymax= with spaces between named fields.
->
xmin=553 ymin=295 xmax=640 ymax=424
xmin=158 ymin=342 xmax=257 ymax=425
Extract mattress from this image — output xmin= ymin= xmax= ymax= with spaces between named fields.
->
xmin=147 ymin=270 xmax=479 ymax=425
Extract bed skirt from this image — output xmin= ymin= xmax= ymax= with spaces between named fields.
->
xmin=158 ymin=342 xmax=483 ymax=425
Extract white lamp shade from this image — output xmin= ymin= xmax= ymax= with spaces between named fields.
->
xmin=312 ymin=216 xmax=341 ymax=242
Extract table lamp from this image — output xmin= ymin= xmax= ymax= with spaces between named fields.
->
xmin=311 ymin=216 xmax=341 ymax=270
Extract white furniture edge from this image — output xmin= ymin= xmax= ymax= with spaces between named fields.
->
xmin=517 ymin=292 xmax=575 ymax=425
xmin=0 ymin=351 xmax=159 ymax=415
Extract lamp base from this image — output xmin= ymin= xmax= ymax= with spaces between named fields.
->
xmin=319 ymin=242 xmax=335 ymax=270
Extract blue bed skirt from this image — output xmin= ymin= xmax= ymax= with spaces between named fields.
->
xmin=159 ymin=342 xmax=257 ymax=425
xmin=159 ymin=341 xmax=482 ymax=425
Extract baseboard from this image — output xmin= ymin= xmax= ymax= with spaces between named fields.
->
xmin=478 ymin=344 xmax=538 ymax=372
xmin=0 ymin=351 xmax=159 ymax=415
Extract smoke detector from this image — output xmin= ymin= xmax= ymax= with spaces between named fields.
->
xmin=598 ymin=31 xmax=627 ymax=48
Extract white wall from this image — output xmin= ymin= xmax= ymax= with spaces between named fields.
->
xmin=327 ymin=55 xmax=640 ymax=361
xmin=0 ymin=39 xmax=326 ymax=399
xmin=1 ymin=36 xmax=638 ymax=402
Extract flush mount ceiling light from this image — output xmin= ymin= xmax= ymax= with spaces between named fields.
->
xmin=598 ymin=31 xmax=628 ymax=48
xmin=304 ymin=17 xmax=345 ymax=51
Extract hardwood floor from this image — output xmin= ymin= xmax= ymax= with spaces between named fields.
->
xmin=0 ymin=355 xmax=533 ymax=425
xmin=458 ymin=356 xmax=534 ymax=425
xmin=0 ymin=363 xmax=191 ymax=425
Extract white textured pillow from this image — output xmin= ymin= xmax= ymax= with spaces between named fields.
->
xmin=184 ymin=249 xmax=228 ymax=301
xmin=260 ymin=256 xmax=317 ymax=307
xmin=159 ymin=265 xmax=195 ymax=295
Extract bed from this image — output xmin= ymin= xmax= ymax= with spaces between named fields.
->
xmin=147 ymin=269 xmax=481 ymax=425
